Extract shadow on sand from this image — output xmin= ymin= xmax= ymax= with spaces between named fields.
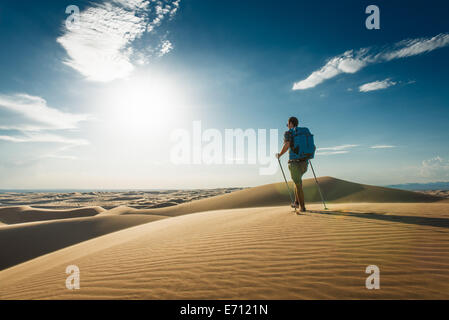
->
xmin=308 ymin=210 xmax=449 ymax=229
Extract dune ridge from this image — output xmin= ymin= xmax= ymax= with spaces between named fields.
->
xmin=0 ymin=206 xmax=105 ymax=225
xmin=109 ymin=177 xmax=444 ymax=217
xmin=1 ymin=178 xmax=441 ymax=223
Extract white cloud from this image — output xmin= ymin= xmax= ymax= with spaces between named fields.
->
xmin=40 ymin=154 xmax=78 ymax=160
xmin=57 ymin=0 xmax=181 ymax=82
xmin=169 ymin=0 xmax=181 ymax=17
xmin=316 ymin=150 xmax=349 ymax=156
xmin=359 ymin=79 xmax=397 ymax=92
xmin=316 ymin=144 xmax=358 ymax=156
xmin=292 ymin=51 xmax=367 ymax=90
xmin=0 ymin=133 xmax=89 ymax=146
xmin=370 ymin=145 xmax=396 ymax=149
xmin=420 ymin=156 xmax=449 ymax=179
xmin=111 ymin=0 xmax=150 ymax=10
xmin=379 ymin=34 xmax=449 ymax=61
xmin=159 ymin=40 xmax=173 ymax=56
xmin=293 ymin=33 xmax=449 ymax=90
xmin=318 ymin=144 xmax=359 ymax=151
xmin=314 ymin=144 xmax=397 ymax=156
xmin=0 ymin=93 xmax=91 ymax=161
xmin=315 ymin=144 xmax=397 ymax=156
xmin=0 ymin=93 xmax=91 ymax=131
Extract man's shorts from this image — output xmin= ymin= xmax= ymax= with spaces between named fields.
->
xmin=288 ymin=160 xmax=308 ymax=187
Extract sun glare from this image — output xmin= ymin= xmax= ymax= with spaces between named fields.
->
xmin=105 ymin=76 xmax=184 ymax=134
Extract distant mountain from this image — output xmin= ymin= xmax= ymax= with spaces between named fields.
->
xmin=387 ymin=182 xmax=449 ymax=191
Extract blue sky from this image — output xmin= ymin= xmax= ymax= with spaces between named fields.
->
xmin=0 ymin=0 xmax=448 ymax=189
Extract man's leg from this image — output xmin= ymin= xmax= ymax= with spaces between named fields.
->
xmin=294 ymin=184 xmax=300 ymax=205
xmin=293 ymin=182 xmax=305 ymax=209
xmin=292 ymin=177 xmax=305 ymax=210
xmin=294 ymin=160 xmax=308 ymax=211
xmin=297 ymin=183 xmax=305 ymax=210
xmin=288 ymin=163 xmax=298 ymax=207
xmin=289 ymin=162 xmax=302 ymax=208
xmin=298 ymin=160 xmax=309 ymax=211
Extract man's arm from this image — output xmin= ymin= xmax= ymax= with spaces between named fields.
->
xmin=276 ymin=141 xmax=290 ymax=159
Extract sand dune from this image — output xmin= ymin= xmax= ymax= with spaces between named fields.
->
xmin=0 ymin=188 xmax=242 ymax=210
xmin=0 ymin=206 xmax=105 ymax=225
xmin=106 ymin=177 xmax=443 ymax=217
xmin=1 ymin=177 xmax=448 ymax=299
xmin=1 ymin=178 xmax=441 ymax=221
xmin=1 ymin=202 xmax=449 ymax=299
xmin=0 ymin=214 xmax=167 ymax=271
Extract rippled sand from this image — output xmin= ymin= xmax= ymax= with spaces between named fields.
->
xmin=1 ymin=178 xmax=448 ymax=299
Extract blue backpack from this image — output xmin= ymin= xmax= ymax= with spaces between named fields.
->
xmin=289 ymin=127 xmax=316 ymax=161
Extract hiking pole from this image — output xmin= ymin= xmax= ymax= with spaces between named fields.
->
xmin=278 ymin=158 xmax=295 ymax=206
xmin=308 ymin=160 xmax=328 ymax=210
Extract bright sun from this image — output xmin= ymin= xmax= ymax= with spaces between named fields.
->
xmin=105 ymin=75 xmax=184 ymax=134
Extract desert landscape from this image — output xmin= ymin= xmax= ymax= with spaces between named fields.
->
xmin=1 ymin=177 xmax=449 ymax=300
xmin=1 ymin=0 xmax=448 ymax=307
xmin=0 ymin=188 xmax=243 ymax=210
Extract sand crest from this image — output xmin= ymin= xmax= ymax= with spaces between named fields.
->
xmin=0 ymin=206 xmax=105 ymax=224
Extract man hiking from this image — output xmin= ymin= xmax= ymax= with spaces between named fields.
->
xmin=276 ymin=116 xmax=316 ymax=212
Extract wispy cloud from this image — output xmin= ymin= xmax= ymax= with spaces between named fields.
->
xmin=316 ymin=144 xmax=397 ymax=155
xmin=292 ymin=33 xmax=449 ymax=90
xmin=316 ymin=144 xmax=358 ymax=155
xmin=0 ymin=93 xmax=91 ymax=131
xmin=293 ymin=52 xmax=367 ymax=90
xmin=57 ymin=0 xmax=181 ymax=82
xmin=318 ymin=144 xmax=359 ymax=151
xmin=359 ymin=79 xmax=397 ymax=92
xmin=0 ymin=133 xmax=89 ymax=146
xmin=316 ymin=150 xmax=349 ymax=156
xmin=370 ymin=145 xmax=396 ymax=149
xmin=40 ymin=154 xmax=78 ymax=160
xmin=0 ymin=93 xmax=91 ymax=159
